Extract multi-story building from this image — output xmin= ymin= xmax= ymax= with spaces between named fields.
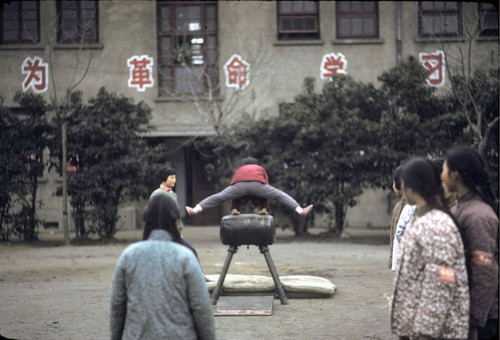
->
xmin=1 ymin=1 xmax=498 ymax=230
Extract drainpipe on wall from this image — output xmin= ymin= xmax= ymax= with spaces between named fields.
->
xmin=396 ymin=1 xmax=402 ymax=64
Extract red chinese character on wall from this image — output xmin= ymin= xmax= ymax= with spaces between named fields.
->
xmin=127 ymin=55 xmax=154 ymax=91
xmin=419 ymin=50 xmax=445 ymax=87
xmin=22 ymin=56 xmax=48 ymax=93
xmin=224 ymin=54 xmax=250 ymax=90
xmin=321 ymin=53 xmax=347 ymax=79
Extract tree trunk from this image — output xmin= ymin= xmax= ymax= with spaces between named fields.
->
xmin=28 ymin=174 xmax=38 ymax=240
xmin=334 ymin=202 xmax=345 ymax=236
xmin=74 ymin=206 xmax=86 ymax=239
xmin=62 ymin=121 xmax=70 ymax=245
xmin=293 ymin=218 xmax=307 ymax=236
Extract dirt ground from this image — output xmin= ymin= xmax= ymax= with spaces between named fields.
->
xmin=0 ymin=225 xmax=398 ymax=340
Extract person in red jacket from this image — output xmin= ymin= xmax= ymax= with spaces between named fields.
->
xmin=186 ymin=157 xmax=313 ymax=216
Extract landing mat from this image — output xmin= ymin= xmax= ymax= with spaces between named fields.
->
xmin=206 ymin=274 xmax=336 ymax=298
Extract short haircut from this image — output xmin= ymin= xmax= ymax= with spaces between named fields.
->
xmin=155 ymin=166 xmax=176 ymax=183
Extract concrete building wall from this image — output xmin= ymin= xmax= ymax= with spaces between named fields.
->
xmin=1 ymin=1 xmax=497 ymax=231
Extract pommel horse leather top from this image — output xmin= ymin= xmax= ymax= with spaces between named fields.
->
xmin=211 ymin=214 xmax=288 ymax=305
xmin=220 ymin=214 xmax=276 ymax=246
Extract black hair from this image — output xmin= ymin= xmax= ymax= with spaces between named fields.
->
xmin=241 ymin=157 xmax=259 ymax=165
xmin=155 ymin=166 xmax=176 ymax=183
xmin=142 ymin=194 xmax=182 ymax=243
xmin=393 ymin=165 xmax=403 ymax=191
xmin=399 ymin=157 xmax=462 ymax=233
xmin=445 ymin=147 xmax=498 ymax=215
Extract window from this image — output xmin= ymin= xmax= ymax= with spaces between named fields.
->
xmin=157 ymin=1 xmax=218 ymax=97
xmin=56 ymin=0 xmax=98 ymax=44
xmin=336 ymin=1 xmax=378 ymax=39
xmin=1 ymin=0 xmax=40 ymax=44
xmin=419 ymin=1 xmax=461 ymax=38
xmin=478 ymin=3 xmax=498 ymax=37
xmin=277 ymin=1 xmax=319 ymax=40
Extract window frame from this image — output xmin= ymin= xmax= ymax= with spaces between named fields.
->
xmin=336 ymin=1 xmax=379 ymax=40
xmin=157 ymin=1 xmax=218 ymax=97
xmin=0 ymin=0 xmax=40 ymax=45
xmin=56 ymin=0 xmax=99 ymax=44
xmin=418 ymin=1 xmax=462 ymax=38
xmin=277 ymin=1 xmax=320 ymax=41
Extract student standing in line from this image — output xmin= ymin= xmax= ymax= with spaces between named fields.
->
xmin=389 ymin=165 xmax=407 ymax=269
xmin=110 ymin=194 xmax=216 ymax=340
xmin=442 ymin=147 xmax=499 ymax=340
xmin=391 ymin=157 xmax=469 ymax=340
xmin=391 ymin=174 xmax=416 ymax=272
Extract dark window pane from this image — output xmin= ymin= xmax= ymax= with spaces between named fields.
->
xmin=23 ymin=1 xmax=37 ymax=10
xmin=3 ymin=31 xmax=17 ymax=42
xmin=277 ymin=1 xmax=319 ymax=40
xmin=187 ymin=6 xmax=201 ymax=19
xmin=82 ymin=1 xmax=95 ymax=9
xmin=304 ymin=18 xmax=315 ymax=30
xmin=338 ymin=2 xmax=350 ymax=12
xmin=339 ymin=18 xmax=351 ymax=36
xmin=206 ymin=36 xmax=216 ymax=63
xmin=176 ymin=66 xmax=203 ymax=93
xmin=176 ymin=6 xmax=201 ymax=31
xmin=419 ymin=1 xmax=461 ymax=37
xmin=479 ymin=3 xmax=499 ymax=37
xmin=57 ymin=0 xmax=98 ymax=43
xmin=159 ymin=37 xmax=171 ymax=63
xmin=421 ymin=2 xmax=434 ymax=11
xmin=291 ymin=1 xmax=303 ymax=12
xmin=206 ymin=65 xmax=218 ymax=91
xmin=293 ymin=18 xmax=304 ymax=30
xmin=445 ymin=15 xmax=458 ymax=34
xmin=206 ymin=6 xmax=216 ymax=30
xmin=1 ymin=0 xmax=39 ymax=44
xmin=23 ymin=9 xmax=37 ymax=20
xmin=160 ymin=7 xmax=171 ymax=32
xmin=282 ymin=18 xmax=292 ymax=31
xmin=365 ymin=17 xmax=376 ymax=34
xmin=337 ymin=1 xmax=378 ymax=39
xmin=351 ymin=2 xmax=362 ymax=12
xmin=303 ymin=1 xmax=315 ymax=13
xmin=61 ymin=1 xmax=77 ymax=9
xmin=159 ymin=66 xmax=172 ymax=95
xmin=4 ymin=20 xmax=19 ymax=31
xmin=363 ymin=2 xmax=375 ymax=11
xmin=352 ymin=18 xmax=362 ymax=35
xmin=444 ymin=2 xmax=457 ymax=10
xmin=483 ymin=12 xmax=498 ymax=28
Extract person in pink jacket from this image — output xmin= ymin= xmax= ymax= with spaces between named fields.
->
xmin=186 ymin=157 xmax=313 ymax=216
xmin=391 ymin=157 xmax=469 ymax=340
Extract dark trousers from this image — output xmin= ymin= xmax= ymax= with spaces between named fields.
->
xmin=199 ymin=181 xmax=299 ymax=211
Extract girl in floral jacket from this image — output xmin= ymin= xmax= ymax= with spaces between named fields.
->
xmin=391 ymin=158 xmax=469 ymax=340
